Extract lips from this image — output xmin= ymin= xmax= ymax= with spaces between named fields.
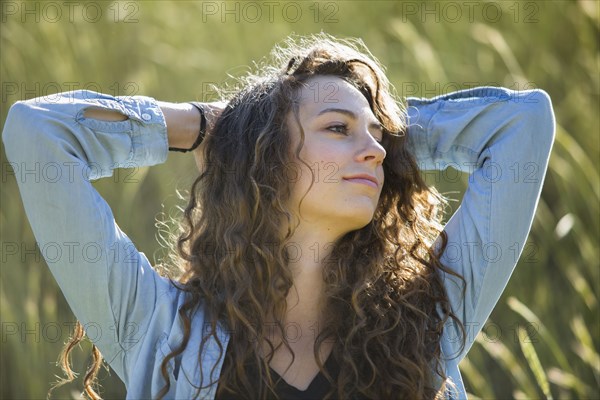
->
xmin=343 ymin=174 xmax=379 ymax=188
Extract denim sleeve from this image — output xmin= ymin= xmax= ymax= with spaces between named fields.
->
xmin=2 ymin=90 xmax=174 ymax=384
xmin=406 ymin=87 xmax=556 ymax=362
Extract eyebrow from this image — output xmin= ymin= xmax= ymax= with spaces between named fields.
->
xmin=317 ymin=108 xmax=383 ymax=131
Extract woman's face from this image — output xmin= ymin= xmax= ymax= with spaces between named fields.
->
xmin=286 ymin=75 xmax=387 ymax=238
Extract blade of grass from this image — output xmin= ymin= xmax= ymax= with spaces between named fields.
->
xmin=475 ymin=330 xmax=538 ymax=397
xmin=517 ymin=326 xmax=553 ymax=399
xmin=570 ymin=315 xmax=600 ymax=378
xmin=507 ymin=297 xmax=571 ymax=371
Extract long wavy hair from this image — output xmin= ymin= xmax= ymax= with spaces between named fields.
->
xmin=51 ymin=34 xmax=466 ymax=400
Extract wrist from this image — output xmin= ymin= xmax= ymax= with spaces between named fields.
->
xmin=158 ymin=101 xmax=202 ymax=151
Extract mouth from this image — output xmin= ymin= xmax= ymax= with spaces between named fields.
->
xmin=343 ymin=174 xmax=379 ymax=189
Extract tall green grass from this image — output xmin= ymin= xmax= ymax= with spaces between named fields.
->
xmin=1 ymin=1 xmax=598 ymax=398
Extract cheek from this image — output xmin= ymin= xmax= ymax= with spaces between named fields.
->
xmin=298 ymin=149 xmax=345 ymax=186
xmin=301 ymin=141 xmax=344 ymax=167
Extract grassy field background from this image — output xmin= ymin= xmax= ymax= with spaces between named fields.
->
xmin=1 ymin=1 xmax=598 ymax=398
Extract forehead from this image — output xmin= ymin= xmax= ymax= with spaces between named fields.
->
xmin=296 ymin=75 xmax=371 ymax=115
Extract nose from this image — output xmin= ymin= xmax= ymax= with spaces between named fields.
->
xmin=357 ymin=133 xmax=386 ymax=164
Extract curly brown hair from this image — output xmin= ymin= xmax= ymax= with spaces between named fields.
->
xmin=52 ymin=34 xmax=466 ymax=400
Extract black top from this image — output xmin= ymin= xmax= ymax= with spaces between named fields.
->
xmin=266 ymin=352 xmax=339 ymax=400
xmin=214 ymin=342 xmax=340 ymax=400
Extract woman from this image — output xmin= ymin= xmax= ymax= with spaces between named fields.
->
xmin=3 ymin=35 xmax=555 ymax=399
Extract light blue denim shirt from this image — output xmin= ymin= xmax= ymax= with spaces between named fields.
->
xmin=2 ymin=87 xmax=555 ymax=399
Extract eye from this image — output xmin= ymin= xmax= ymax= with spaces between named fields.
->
xmin=373 ymin=125 xmax=384 ymax=144
xmin=327 ymin=123 xmax=349 ymax=135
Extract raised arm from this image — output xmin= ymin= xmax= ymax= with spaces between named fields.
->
xmin=405 ymin=87 xmax=556 ymax=362
xmin=1 ymin=90 xmax=203 ymax=385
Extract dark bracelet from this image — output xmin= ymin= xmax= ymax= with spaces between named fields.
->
xmin=168 ymin=102 xmax=207 ymax=153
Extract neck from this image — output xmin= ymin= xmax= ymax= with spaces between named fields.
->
xmin=278 ymin=223 xmax=343 ymax=335
xmin=285 ymin=221 xmax=342 ymax=276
